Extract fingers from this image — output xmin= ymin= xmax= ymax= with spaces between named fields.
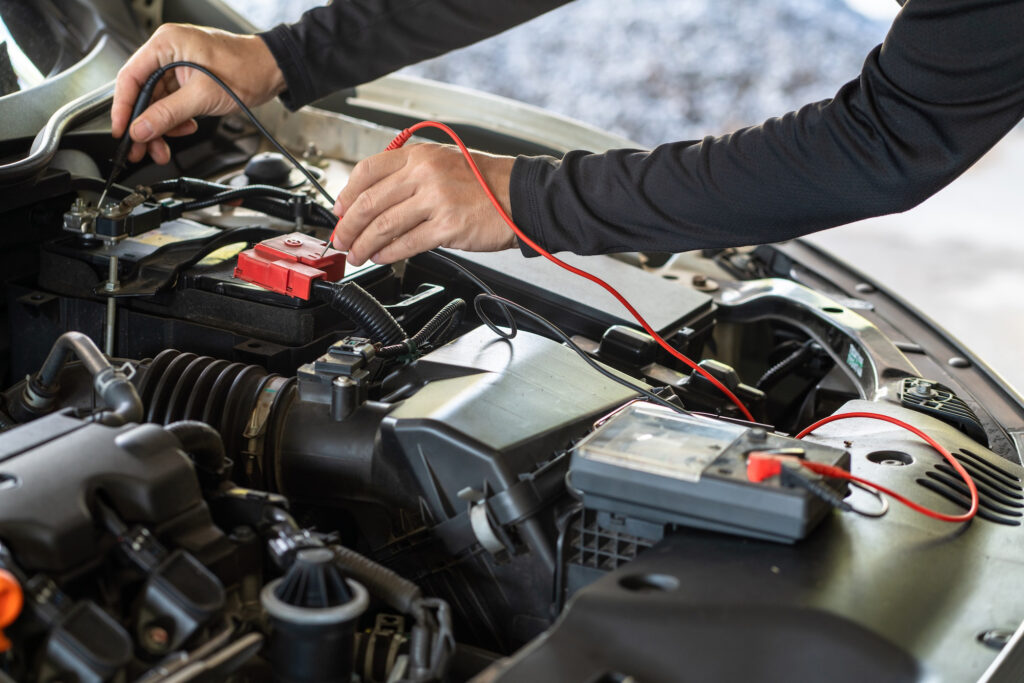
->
xmin=165 ymin=119 xmax=199 ymax=138
xmin=333 ymin=150 xmax=409 ymax=216
xmin=333 ymin=144 xmax=518 ymax=265
xmin=112 ymin=46 xmax=165 ymax=139
xmin=369 ymin=221 xmax=448 ymax=265
xmin=344 ymin=197 xmax=432 ymax=266
xmin=334 ymin=172 xmax=418 ymax=253
xmin=148 ymin=138 xmax=172 ymax=165
xmin=129 ymin=86 xmax=204 ymax=145
xmin=128 ymin=140 xmax=148 ymax=164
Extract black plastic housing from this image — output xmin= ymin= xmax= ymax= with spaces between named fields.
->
xmin=0 ymin=412 xmax=227 ymax=575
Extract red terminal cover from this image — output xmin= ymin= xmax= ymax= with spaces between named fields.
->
xmin=233 ymin=232 xmax=346 ymax=300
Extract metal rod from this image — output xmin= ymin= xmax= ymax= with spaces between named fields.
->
xmin=104 ymin=254 xmax=119 ymax=356
xmin=96 ymin=185 xmax=112 ymax=210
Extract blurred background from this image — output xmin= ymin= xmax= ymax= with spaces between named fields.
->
xmin=226 ymin=0 xmax=1024 ymax=392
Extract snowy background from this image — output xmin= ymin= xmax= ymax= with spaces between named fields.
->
xmin=227 ymin=0 xmax=1024 ymax=393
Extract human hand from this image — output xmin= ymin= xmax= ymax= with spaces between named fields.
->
xmin=112 ymin=24 xmax=286 ymax=164
xmin=332 ymin=144 xmax=518 ymax=265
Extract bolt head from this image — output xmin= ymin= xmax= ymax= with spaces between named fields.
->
xmin=911 ymin=382 xmax=933 ymax=397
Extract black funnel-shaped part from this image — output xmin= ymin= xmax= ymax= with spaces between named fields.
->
xmin=244 ymin=152 xmax=293 ymax=187
xmin=274 ymin=547 xmax=353 ymax=608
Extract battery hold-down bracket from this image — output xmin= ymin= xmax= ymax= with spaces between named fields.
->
xmin=234 ymin=232 xmax=346 ymax=299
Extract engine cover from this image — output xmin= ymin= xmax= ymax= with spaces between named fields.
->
xmin=0 ymin=412 xmax=221 ymax=575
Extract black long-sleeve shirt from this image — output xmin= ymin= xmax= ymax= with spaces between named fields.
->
xmin=260 ymin=0 xmax=1024 ymax=255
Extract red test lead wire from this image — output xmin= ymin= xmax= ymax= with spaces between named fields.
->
xmin=794 ymin=412 xmax=978 ymax=523
xmin=330 ymin=121 xmax=755 ymax=421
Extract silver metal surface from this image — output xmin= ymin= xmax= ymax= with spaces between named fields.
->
xmin=0 ymin=77 xmax=114 ymax=180
xmin=719 ymin=278 xmax=921 ymax=401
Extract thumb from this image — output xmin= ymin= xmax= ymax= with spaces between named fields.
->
xmin=129 ymin=86 xmax=206 ymax=144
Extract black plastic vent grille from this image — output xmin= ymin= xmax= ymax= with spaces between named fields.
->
xmin=899 ymin=378 xmax=987 ymax=445
xmin=915 ymin=449 xmax=1024 ymax=526
xmin=569 ymin=510 xmax=655 ymax=571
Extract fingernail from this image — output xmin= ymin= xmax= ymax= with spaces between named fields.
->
xmin=347 ymin=253 xmax=362 ymax=266
xmin=370 ymin=253 xmax=383 ymax=264
xmin=133 ymin=119 xmax=155 ymax=142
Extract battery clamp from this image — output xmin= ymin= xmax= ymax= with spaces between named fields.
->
xmin=569 ymin=403 xmax=850 ymax=543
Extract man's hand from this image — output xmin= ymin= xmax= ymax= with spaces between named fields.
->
xmin=333 ymin=144 xmax=518 ymax=265
xmin=112 ymin=24 xmax=286 ymax=164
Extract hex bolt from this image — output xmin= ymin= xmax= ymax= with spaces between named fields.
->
xmin=911 ymin=382 xmax=933 ymax=398
xmin=691 ymin=274 xmax=719 ymax=292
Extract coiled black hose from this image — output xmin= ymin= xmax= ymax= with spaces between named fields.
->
xmin=377 ymin=298 xmax=465 ymax=358
xmin=755 ymin=339 xmax=817 ymax=391
xmin=311 ymin=280 xmax=406 ymax=345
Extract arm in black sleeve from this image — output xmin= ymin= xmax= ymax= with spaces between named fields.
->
xmin=510 ymin=0 xmax=1024 ymax=256
xmin=259 ymin=0 xmax=570 ymax=110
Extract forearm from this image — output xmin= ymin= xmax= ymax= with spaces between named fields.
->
xmin=260 ymin=0 xmax=571 ymax=110
xmin=511 ymin=0 xmax=1024 ymax=255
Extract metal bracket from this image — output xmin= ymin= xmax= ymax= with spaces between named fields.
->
xmin=130 ymin=0 xmax=164 ymax=35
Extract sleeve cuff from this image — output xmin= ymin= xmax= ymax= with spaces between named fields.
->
xmin=258 ymin=25 xmax=314 ymax=111
xmin=511 ymin=155 xmax=559 ymax=257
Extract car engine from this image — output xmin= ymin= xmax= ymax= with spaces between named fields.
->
xmin=3 ymin=29 xmax=1024 ymax=681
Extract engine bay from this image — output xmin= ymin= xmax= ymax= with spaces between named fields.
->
xmin=2 ymin=64 xmax=1024 ymax=682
